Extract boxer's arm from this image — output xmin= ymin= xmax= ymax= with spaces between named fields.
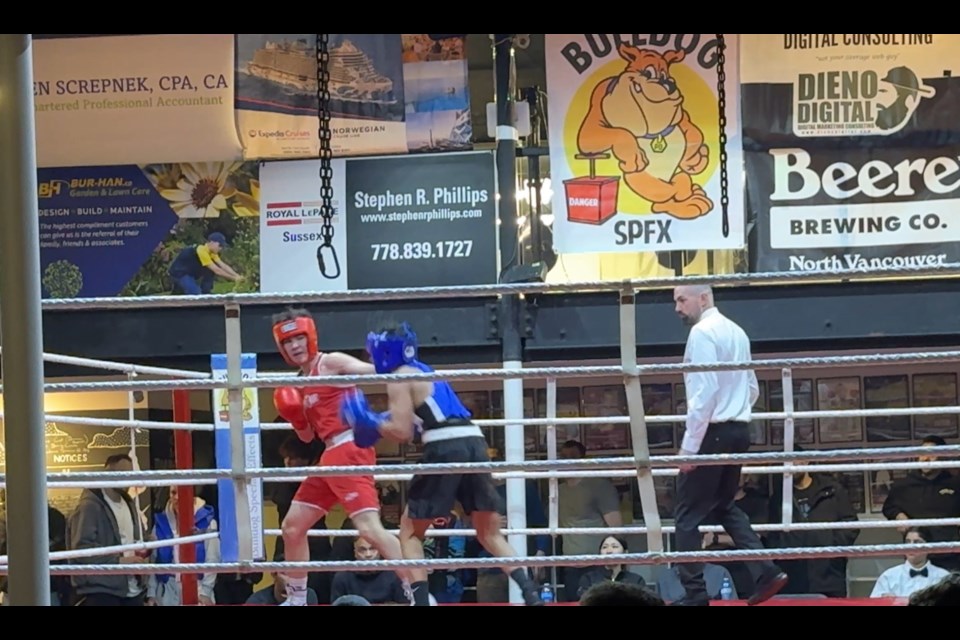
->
xmin=323 ymin=351 xmax=376 ymax=376
xmin=381 ymin=382 xmax=417 ymax=442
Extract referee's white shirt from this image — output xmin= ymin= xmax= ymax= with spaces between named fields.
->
xmin=681 ymin=307 xmax=759 ymax=454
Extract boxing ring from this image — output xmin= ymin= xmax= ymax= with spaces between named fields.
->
xmin=3 ymin=262 xmax=960 ymax=606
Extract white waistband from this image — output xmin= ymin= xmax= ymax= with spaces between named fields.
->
xmin=326 ymin=430 xmax=354 ymax=449
xmin=421 ymin=425 xmax=484 ymax=444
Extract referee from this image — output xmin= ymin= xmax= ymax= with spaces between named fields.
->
xmin=671 ymin=284 xmax=788 ymax=606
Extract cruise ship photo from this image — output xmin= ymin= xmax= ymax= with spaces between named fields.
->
xmin=235 ymin=33 xmax=405 ymax=121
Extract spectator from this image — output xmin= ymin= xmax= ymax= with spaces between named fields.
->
xmin=67 ymin=455 xmax=150 ymax=606
xmin=871 ymin=527 xmax=951 ymax=598
xmin=557 ymin=440 xmax=622 ymax=602
xmin=246 ymin=557 xmax=320 ymax=606
xmin=882 ymin=435 xmax=960 ymax=571
xmin=0 ymin=503 xmax=70 ymax=605
xmin=576 ymin=535 xmax=648 ymax=599
xmin=147 ymin=485 xmax=220 ymax=605
xmin=330 ymin=537 xmax=408 ymax=604
xmin=579 ymin=581 xmax=664 ymax=606
xmin=767 ymin=451 xmax=860 ymax=598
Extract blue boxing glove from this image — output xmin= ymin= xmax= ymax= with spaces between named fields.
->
xmin=340 ymin=390 xmax=385 ymax=448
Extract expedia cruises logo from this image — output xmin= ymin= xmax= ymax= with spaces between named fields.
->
xmin=794 ymin=66 xmax=936 ymax=137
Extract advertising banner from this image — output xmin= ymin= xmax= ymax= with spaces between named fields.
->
xmin=37 ymin=162 xmax=260 ymax=298
xmin=259 ymin=150 xmax=498 ymax=292
xmin=544 ymin=34 xmax=745 ymax=254
xmin=211 ymin=353 xmax=264 ymax=562
xmin=235 ymin=34 xmax=473 ymax=159
xmin=741 ymin=34 xmax=959 ymax=272
xmin=32 ymin=34 xmax=242 ymax=167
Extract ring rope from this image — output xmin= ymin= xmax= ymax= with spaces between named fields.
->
xmin=274 ymin=517 xmax=960 ymax=538
xmin=36 ymin=261 xmax=960 ymax=310
xmin=15 ymin=541 xmax=960 ymax=576
xmin=20 ymin=349 xmax=960 ymax=396
xmin=3 ymin=458 xmax=956 ymax=491
xmin=0 ymin=412 xmax=211 ymax=432
xmin=3 ymin=445 xmax=956 ymax=486
xmin=28 ymin=403 xmax=960 ymax=436
xmin=0 ymin=533 xmax=217 ymax=566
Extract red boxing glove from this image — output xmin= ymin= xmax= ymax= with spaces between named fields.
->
xmin=274 ymin=387 xmax=313 ymax=441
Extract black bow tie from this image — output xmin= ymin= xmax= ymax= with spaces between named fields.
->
xmin=910 ymin=568 xmax=928 ymax=578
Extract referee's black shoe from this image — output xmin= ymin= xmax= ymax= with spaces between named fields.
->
xmin=747 ymin=571 xmax=789 ymax=606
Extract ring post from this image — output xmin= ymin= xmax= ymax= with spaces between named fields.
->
xmin=781 ymin=368 xmax=796 ymax=527
xmin=172 ymin=390 xmax=198 ymax=605
xmin=0 ymin=33 xmax=50 ymax=606
xmin=545 ymin=378 xmax=559 ymax=592
xmin=619 ymin=284 xmax=663 ymax=552
xmin=212 ymin=302 xmax=262 ymax=565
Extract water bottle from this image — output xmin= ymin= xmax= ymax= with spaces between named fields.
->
xmin=720 ymin=576 xmax=733 ymax=601
xmin=540 ymin=585 xmax=555 ymax=603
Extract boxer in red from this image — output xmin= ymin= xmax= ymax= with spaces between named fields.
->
xmin=271 ymin=308 xmax=414 ymax=606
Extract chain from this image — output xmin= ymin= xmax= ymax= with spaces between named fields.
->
xmin=316 ymin=33 xmax=340 ymax=279
xmin=716 ymin=34 xmax=729 ymax=239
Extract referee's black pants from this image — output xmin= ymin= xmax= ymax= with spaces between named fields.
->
xmin=673 ymin=421 xmax=778 ymax=602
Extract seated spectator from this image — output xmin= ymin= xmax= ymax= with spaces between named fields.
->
xmin=883 ymin=435 xmax=960 ymax=571
xmin=576 ymin=535 xmax=647 ymax=599
xmin=330 ymin=537 xmax=408 ymax=605
xmin=246 ymin=560 xmax=319 ymax=606
xmin=147 ymin=485 xmax=220 ymax=605
xmin=908 ymin=572 xmax=960 ymax=606
xmin=767 ymin=449 xmax=860 ymax=598
xmin=579 ymin=581 xmax=664 ymax=606
xmin=871 ymin=528 xmax=951 ymax=598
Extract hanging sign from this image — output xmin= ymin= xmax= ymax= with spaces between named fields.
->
xmin=259 ymin=150 xmax=498 ymax=292
xmin=544 ymin=34 xmax=746 ymax=254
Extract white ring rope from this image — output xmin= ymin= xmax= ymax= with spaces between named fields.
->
xmin=5 ymin=444 xmax=950 ymax=485
xmin=276 ymin=517 xmax=960 ymax=538
xmin=36 ymin=261 xmax=960 ymax=310
xmin=12 ymin=541 xmax=960 ymax=576
xmin=1 ymin=459 xmax=956 ymax=491
xmin=18 ymin=349 xmax=960 ymax=395
xmin=29 ymin=403 xmax=960 ymax=435
xmin=0 ymin=533 xmax=217 ymax=567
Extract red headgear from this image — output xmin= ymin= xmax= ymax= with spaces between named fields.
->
xmin=272 ymin=316 xmax=319 ymax=367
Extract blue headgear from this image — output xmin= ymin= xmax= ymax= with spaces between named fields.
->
xmin=366 ymin=323 xmax=418 ymax=374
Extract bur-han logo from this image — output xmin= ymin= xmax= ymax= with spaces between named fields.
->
xmin=794 ymin=66 xmax=937 ymax=137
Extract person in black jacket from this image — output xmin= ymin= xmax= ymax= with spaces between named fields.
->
xmin=576 ymin=535 xmax=649 ymax=599
xmin=0 ymin=503 xmax=71 ymax=605
xmin=767 ymin=454 xmax=860 ymax=598
xmin=329 ymin=537 xmax=408 ymax=604
xmin=882 ymin=435 xmax=960 ymax=571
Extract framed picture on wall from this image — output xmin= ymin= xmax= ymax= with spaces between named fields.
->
xmin=864 ymin=375 xmax=911 ymax=442
xmin=535 ymin=387 xmax=582 ymax=453
xmin=768 ymin=379 xmax=816 ymax=445
xmin=641 ymin=383 xmax=676 ymax=449
xmin=581 ymin=385 xmax=631 ymax=451
xmin=912 ymin=373 xmax=960 ymax=440
xmin=816 ymin=377 xmax=864 ymax=444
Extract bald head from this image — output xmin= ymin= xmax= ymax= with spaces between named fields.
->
xmin=673 ymin=284 xmax=714 ymax=326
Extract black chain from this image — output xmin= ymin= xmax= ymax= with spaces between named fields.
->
xmin=716 ymin=33 xmax=729 ymax=239
xmin=316 ymin=33 xmax=340 ymax=279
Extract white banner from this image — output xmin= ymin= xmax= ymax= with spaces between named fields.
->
xmin=33 ymin=34 xmax=242 ymax=167
xmin=544 ymin=34 xmax=746 ymax=254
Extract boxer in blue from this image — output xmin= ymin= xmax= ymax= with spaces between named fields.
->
xmin=341 ymin=322 xmax=544 ymax=606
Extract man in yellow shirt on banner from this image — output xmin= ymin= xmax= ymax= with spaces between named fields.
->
xmin=168 ymin=231 xmax=244 ymax=295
